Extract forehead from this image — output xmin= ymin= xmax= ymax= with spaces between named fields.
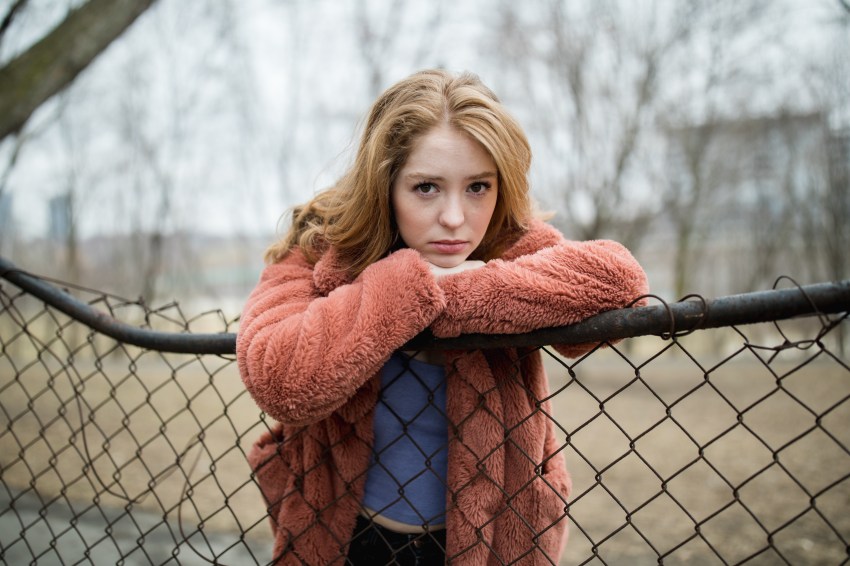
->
xmin=401 ymin=124 xmax=496 ymax=172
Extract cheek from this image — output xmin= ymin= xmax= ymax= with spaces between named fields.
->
xmin=473 ymin=200 xmax=498 ymax=246
xmin=476 ymin=196 xmax=499 ymax=230
xmin=390 ymin=186 xmax=406 ymax=225
xmin=392 ymin=193 xmax=424 ymax=240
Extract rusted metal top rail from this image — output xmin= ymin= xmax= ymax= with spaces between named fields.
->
xmin=2 ymin=256 xmax=848 ymax=355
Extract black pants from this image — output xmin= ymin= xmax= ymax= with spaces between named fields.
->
xmin=346 ymin=515 xmax=447 ymax=565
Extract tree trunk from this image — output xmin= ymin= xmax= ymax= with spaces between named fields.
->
xmin=0 ymin=0 xmax=158 ymax=140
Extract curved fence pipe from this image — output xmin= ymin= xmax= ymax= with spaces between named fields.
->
xmin=0 ymin=256 xmax=234 ymax=355
xmin=2 ymin=256 xmax=849 ymax=355
xmin=408 ymin=279 xmax=850 ymax=350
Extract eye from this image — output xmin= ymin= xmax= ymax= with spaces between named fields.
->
xmin=414 ymin=182 xmax=438 ymax=195
xmin=467 ymin=181 xmax=492 ymax=194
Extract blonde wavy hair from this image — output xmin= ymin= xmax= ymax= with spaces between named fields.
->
xmin=265 ymin=69 xmax=534 ymax=276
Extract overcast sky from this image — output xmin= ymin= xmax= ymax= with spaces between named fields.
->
xmin=0 ymin=0 xmax=843 ymax=242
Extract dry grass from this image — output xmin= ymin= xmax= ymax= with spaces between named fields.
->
xmin=548 ymin=329 xmax=850 ymax=565
xmin=1 ymin=318 xmax=848 ymax=564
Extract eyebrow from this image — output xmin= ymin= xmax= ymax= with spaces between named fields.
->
xmin=403 ymin=171 xmax=498 ymax=182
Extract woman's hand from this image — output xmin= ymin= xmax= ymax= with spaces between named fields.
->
xmin=429 ymin=260 xmax=486 ymax=277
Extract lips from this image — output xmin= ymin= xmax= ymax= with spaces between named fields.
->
xmin=431 ymin=240 xmax=468 ymax=254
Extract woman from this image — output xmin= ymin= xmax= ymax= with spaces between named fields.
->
xmin=237 ymin=69 xmax=648 ymax=565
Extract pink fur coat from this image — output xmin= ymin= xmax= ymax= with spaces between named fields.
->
xmin=237 ymin=219 xmax=648 ymax=564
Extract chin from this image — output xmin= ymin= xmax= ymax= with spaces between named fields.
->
xmin=428 ymin=255 xmax=466 ymax=269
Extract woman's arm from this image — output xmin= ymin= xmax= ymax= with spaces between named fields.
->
xmin=430 ymin=234 xmax=648 ymax=339
xmin=237 ymin=248 xmax=446 ymax=426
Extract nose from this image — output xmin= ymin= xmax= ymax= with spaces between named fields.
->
xmin=439 ymin=195 xmax=464 ymax=228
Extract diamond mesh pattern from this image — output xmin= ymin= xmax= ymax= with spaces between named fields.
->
xmin=1 ymin=271 xmax=848 ymax=565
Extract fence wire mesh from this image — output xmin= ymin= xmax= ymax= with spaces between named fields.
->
xmin=0 ymin=262 xmax=848 ymax=565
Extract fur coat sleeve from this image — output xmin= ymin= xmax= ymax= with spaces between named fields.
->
xmin=237 ymin=247 xmax=446 ymax=426
xmin=237 ymin=219 xmax=648 ymax=426
xmin=431 ymin=219 xmax=649 ymax=339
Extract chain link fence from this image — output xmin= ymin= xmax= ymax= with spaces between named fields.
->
xmin=1 ymin=256 xmax=849 ymax=565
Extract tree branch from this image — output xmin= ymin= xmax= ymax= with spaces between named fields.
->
xmin=0 ymin=0 xmax=158 ymax=140
xmin=0 ymin=0 xmax=29 ymax=46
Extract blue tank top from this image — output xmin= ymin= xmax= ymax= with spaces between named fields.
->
xmin=362 ymin=352 xmax=448 ymax=526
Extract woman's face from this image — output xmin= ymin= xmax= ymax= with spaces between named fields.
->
xmin=391 ymin=124 xmax=499 ymax=268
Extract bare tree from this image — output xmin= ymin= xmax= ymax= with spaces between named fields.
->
xmin=97 ymin=1 xmax=258 ymax=304
xmin=492 ymin=0 xmax=828 ymax=298
xmin=493 ymin=1 xmax=717 ymax=252
xmin=0 ymin=0 xmax=159 ymax=140
xmin=352 ymin=0 xmax=445 ymax=99
xmin=0 ymin=1 xmax=29 ymax=48
xmin=1 ymin=1 xmax=258 ymax=306
xmin=354 ymin=0 xmax=405 ymax=99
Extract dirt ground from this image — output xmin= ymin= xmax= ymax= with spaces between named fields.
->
xmin=1 ymin=321 xmax=848 ymax=565
xmin=545 ymin=331 xmax=850 ymax=565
